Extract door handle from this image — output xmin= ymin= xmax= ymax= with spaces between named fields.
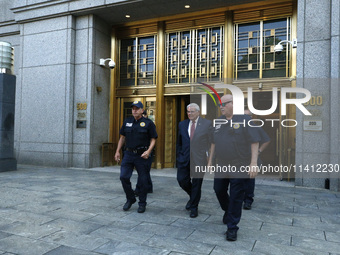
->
xmin=276 ymin=128 xmax=279 ymax=157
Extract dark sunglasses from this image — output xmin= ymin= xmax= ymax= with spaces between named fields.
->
xmin=219 ymin=101 xmax=232 ymax=107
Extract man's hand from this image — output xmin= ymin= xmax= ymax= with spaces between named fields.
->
xmin=114 ymin=151 xmax=121 ymax=162
xmin=248 ymin=162 xmax=259 ymax=178
xmin=141 ymin=151 xmax=150 ymax=159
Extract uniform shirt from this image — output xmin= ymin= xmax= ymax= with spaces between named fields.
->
xmin=258 ymin=127 xmax=270 ymax=145
xmin=213 ymin=114 xmax=261 ymax=163
xmin=119 ymin=116 xmax=158 ymax=149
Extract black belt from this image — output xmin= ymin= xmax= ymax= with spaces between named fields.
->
xmin=125 ymin=147 xmax=148 ymax=154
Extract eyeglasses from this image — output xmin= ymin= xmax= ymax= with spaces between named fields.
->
xmin=219 ymin=101 xmax=232 ymax=107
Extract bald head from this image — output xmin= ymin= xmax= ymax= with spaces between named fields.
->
xmin=221 ymin=94 xmax=232 ymax=102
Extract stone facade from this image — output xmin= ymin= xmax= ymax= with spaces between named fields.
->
xmin=0 ymin=0 xmax=339 ymax=190
xmin=296 ymin=0 xmax=340 ymax=190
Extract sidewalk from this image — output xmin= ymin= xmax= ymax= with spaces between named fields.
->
xmin=0 ymin=165 xmax=339 ymax=255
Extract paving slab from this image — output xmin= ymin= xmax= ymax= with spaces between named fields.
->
xmin=0 ymin=235 xmax=59 ymax=255
xmin=0 ymin=165 xmax=339 ymax=254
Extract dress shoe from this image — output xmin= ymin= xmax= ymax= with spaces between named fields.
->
xmin=137 ymin=205 xmax=146 ymax=213
xmin=185 ymin=200 xmax=192 ymax=210
xmin=243 ymin=202 xmax=252 ymax=210
xmin=123 ymin=199 xmax=136 ymax=211
xmin=226 ymin=229 xmax=237 ymax=241
xmin=223 ymin=211 xmax=228 ymax=224
xmin=190 ymin=208 xmax=198 ymax=218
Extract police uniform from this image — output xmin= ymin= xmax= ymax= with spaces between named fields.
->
xmin=213 ymin=114 xmax=260 ymax=237
xmin=243 ymin=126 xmax=270 ymax=208
xmin=119 ymin=113 xmax=157 ymax=209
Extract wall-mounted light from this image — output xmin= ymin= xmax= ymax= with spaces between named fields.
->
xmin=185 ymin=5 xmax=190 ymax=8
xmin=100 ymin=58 xmax=115 ymax=69
xmin=125 ymin=14 xmax=130 ymax=18
xmin=0 ymin=41 xmax=14 ymax=74
xmin=274 ymin=38 xmax=297 ymax=53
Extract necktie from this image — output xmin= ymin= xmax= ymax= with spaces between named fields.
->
xmin=190 ymin=120 xmax=196 ymax=140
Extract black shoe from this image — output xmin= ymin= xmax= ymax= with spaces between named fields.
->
xmin=190 ymin=208 xmax=198 ymax=218
xmin=226 ymin=229 xmax=237 ymax=241
xmin=243 ymin=202 xmax=252 ymax=210
xmin=137 ymin=205 xmax=146 ymax=213
xmin=185 ymin=200 xmax=192 ymax=211
xmin=123 ymin=199 xmax=136 ymax=211
xmin=223 ymin=211 xmax=228 ymax=224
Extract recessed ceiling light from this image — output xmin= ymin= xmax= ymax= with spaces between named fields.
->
xmin=125 ymin=14 xmax=130 ymax=18
xmin=185 ymin=5 xmax=190 ymax=9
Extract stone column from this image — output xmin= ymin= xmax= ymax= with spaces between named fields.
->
xmin=0 ymin=73 xmax=17 ymax=171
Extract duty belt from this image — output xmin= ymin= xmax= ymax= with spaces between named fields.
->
xmin=125 ymin=147 xmax=148 ymax=155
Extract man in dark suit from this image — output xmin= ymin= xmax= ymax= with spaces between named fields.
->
xmin=176 ymin=103 xmax=212 ymax=218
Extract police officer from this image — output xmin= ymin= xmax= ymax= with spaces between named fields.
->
xmin=243 ymin=109 xmax=270 ymax=210
xmin=208 ymin=94 xmax=260 ymax=241
xmin=114 ymin=101 xmax=157 ymax=213
xmin=135 ymin=110 xmax=153 ymax=195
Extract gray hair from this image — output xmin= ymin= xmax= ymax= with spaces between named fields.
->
xmin=187 ymin=103 xmax=200 ymax=111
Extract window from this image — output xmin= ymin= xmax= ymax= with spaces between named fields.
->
xmin=234 ymin=18 xmax=291 ymax=80
xmin=166 ymin=26 xmax=223 ymax=84
xmin=119 ymin=35 xmax=157 ymax=86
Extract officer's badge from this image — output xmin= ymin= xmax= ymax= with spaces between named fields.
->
xmin=140 ymin=122 xmax=146 ymax=127
xmin=233 ymin=123 xmax=240 ymax=129
xmin=133 ymin=100 xmax=139 ymax=104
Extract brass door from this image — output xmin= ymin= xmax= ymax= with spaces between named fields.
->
xmin=163 ymin=96 xmax=190 ymax=168
xmin=164 ymin=97 xmax=176 ymax=167
xmin=251 ymin=91 xmax=295 ymax=180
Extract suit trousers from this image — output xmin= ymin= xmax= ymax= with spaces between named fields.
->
xmin=214 ymin=176 xmax=246 ymax=231
xmin=120 ymin=151 xmax=152 ymax=206
xmin=177 ymin=164 xmax=204 ymax=209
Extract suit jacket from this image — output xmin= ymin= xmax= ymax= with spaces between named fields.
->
xmin=176 ymin=117 xmax=213 ymax=168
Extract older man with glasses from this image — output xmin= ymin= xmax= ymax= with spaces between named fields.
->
xmin=176 ymin=103 xmax=213 ymax=218
xmin=208 ymin=94 xmax=260 ymax=241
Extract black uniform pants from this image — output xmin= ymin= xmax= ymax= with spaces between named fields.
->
xmin=177 ymin=164 xmax=204 ymax=209
xmin=214 ymin=175 xmax=246 ymax=231
xmin=135 ymin=157 xmax=153 ymax=193
xmin=120 ymin=151 xmax=152 ymax=206
xmin=244 ymin=178 xmax=255 ymax=205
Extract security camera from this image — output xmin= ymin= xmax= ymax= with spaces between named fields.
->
xmin=274 ymin=44 xmax=284 ymax=54
xmin=108 ymin=60 xmax=115 ymax=69
xmin=100 ymin=58 xmax=116 ymax=69
xmin=274 ymin=39 xmax=297 ymax=54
